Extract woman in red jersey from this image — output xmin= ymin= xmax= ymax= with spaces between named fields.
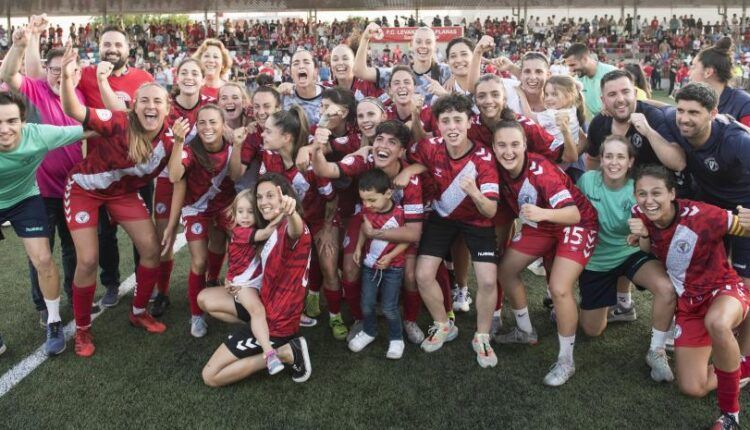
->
xmin=192 ymin=38 xmax=232 ymax=99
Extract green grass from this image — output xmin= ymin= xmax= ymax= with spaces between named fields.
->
xmin=0 ymin=223 xmax=742 ymax=429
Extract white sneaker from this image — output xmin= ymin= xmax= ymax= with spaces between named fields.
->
xmin=646 ymin=348 xmax=674 ymax=382
xmin=472 ymin=333 xmax=498 ymax=368
xmin=404 ymin=320 xmax=425 ymax=344
xmin=348 ymin=331 xmax=375 ymax=352
xmin=453 ymin=286 xmax=472 ymax=312
xmin=190 ymin=315 xmax=208 ymax=338
xmin=543 ymin=358 xmax=575 ymax=387
xmin=386 ymin=340 xmax=405 ymax=359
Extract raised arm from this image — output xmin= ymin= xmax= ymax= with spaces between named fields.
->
xmin=557 ymin=112 xmax=579 ymax=164
xmin=228 ymin=126 xmax=249 ymax=182
xmin=168 ymin=118 xmax=190 ymax=183
xmin=96 ymin=62 xmax=128 ymax=111
xmin=24 ymin=15 xmax=48 ymax=79
xmin=467 ymin=36 xmax=495 ymax=95
xmin=310 ymin=143 xmax=342 ymax=179
xmin=353 ymin=23 xmax=381 ymax=83
xmin=60 ymin=43 xmax=87 ymax=123
xmin=0 ymin=27 xmax=29 ymax=91
xmin=630 ymin=112 xmax=687 ymax=172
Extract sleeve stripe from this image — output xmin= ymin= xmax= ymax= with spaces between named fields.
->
xmin=480 ymin=183 xmax=499 ymax=195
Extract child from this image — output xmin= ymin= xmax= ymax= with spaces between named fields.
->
xmin=350 ymin=169 xmax=410 ymax=359
xmin=225 ymin=189 xmax=284 ymax=375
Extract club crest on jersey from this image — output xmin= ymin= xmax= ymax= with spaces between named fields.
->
xmin=155 ymin=203 xmax=167 ymax=215
xmin=630 ymin=133 xmax=643 ymax=148
xmin=191 ymin=223 xmax=204 ymax=235
xmin=704 ymin=157 xmax=719 ymax=172
xmin=341 ymin=156 xmax=355 ymax=166
xmin=433 ymin=168 xmax=443 ymax=177
xmin=75 ymin=211 xmax=90 ymax=224
xmin=673 ymin=324 xmax=682 ymax=340
xmin=674 ymin=239 xmax=692 ymax=254
xmin=95 ymin=109 xmax=112 ymax=121
xmin=512 ymin=231 xmax=522 ymax=242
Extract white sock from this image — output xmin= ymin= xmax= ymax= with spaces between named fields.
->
xmin=44 ymin=298 xmax=61 ymax=324
xmin=730 ymin=412 xmax=739 ymax=423
xmin=558 ymin=334 xmax=576 ymax=362
xmin=617 ymin=291 xmax=632 ymax=308
xmin=493 ymin=309 xmax=502 ymax=318
xmin=512 ymin=307 xmax=533 ymax=333
xmin=132 ymin=306 xmax=146 ymax=315
xmin=329 ymin=312 xmax=340 ymax=318
xmin=650 ymin=328 xmax=670 ymax=351
xmin=308 ymin=291 xmax=319 ymax=297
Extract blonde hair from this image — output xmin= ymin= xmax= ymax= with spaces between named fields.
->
xmin=545 ymin=75 xmax=586 ymax=127
xmin=128 ymin=83 xmax=169 ymax=164
xmin=227 ymin=189 xmax=255 ymax=226
xmin=192 ymin=38 xmax=233 ymax=78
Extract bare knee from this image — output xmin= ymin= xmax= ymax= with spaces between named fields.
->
xmin=581 ymin=322 xmax=605 ymax=337
xmin=191 ymin=259 xmax=207 ymax=275
xmin=32 ymin=251 xmax=55 ymax=273
xmin=678 ymin=379 xmax=710 ymax=398
xmin=549 ymin=283 xmax=573 ymax=302
xmin=706 ymin=317 xmax=733 ymax=341
xmin=201 ymin=366 xmax=221 ymax=388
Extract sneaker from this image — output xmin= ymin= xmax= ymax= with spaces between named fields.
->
xmin=404 ymin=320 xmax=425 ymax=344
xmin=346 ymin=320 xmax=364 ymax=343
xmin=453 ymin=286 xmax=472 ymax=312
xmin=528 ymin=258 xmax=546 ymax=277
xmin=300 ymin=314 xmax=318 ymax=328
xmin=91 ymin=303 xmax=102 ymax=315
xmin=420 ymin=320 xmax=458 ymax=353
xmin=542 ymin=289 xmax=554 ymax=309
xmin=472 ymin=333 xmax=498 ymax=368
xmin=386 ymin=340 xmax=405 ymax=359
xmin=39 ymin=309 xmax=49 ymax=328
xmin=447 ymin=310 xmax=456 ymax=322
xmin=189 ymin=315 xmax=207 ymax=338
xmin=490 ymin=314 xmax=503 ymax=336
xmin=495 ymin=326 xmax=539 ymax=345
xmin=150 ymin=293 xmax=171 ymax=318
xmin=45 ymin=321 xmax=66 ymax=356
xmin=149 ymin=288 xmax=159 ymax=303
xmin=100 ymin=285 xmax=120 ymax=308
xmin=646 ymin=348 xmax=674 ymax=382
xmin=129 ymin=311 xmax=167 ymax=334
xmin=665 ymin=318 xmax=676 ymax=352
xmin=265 ymin=350 xmax=284 ymax=375
xmin=607 ymin=303 xmax=637 ymax=323
xmin=74 ymin=328 xmax=95 ymax=357
xmin=329 ymin=314 xmax=348 ymax=340
xmin=289 ymin=337 xmax=312 ymax=383
xmin=543 ymin=358 xmax=576 ymax=387
xmin=305 ymin=293 xmax=321 ymax=318
xmin=0 ymin=334 xmax=6 ymax=356
xmin=348 ymin=331 xmax=376 ymax=352
xmin=710 ymin=413 xmax=740 ymax=430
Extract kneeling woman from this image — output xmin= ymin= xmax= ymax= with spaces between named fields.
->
xmin=630 ymin=165 xmax=750 ymax=430
xmin=200 ymin=173 xmax=313 ymax=386
xmin=494 ymin=121 xmax=598 ymax=387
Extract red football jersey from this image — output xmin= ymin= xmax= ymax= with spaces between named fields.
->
xmin=78 ymin=66 xmax=154 ymax=109
xmin=468 ymin=113 xmax=559 ymax=162
xmin=200 ymin=86 xmax=220 ymax=99
xmin=180 ymin=140 xmax=236 ymax=217
xmin=634 ymin=199 xmax=743 ymax=298
xmin=168 ymin=94 xmax=216 ymax=131
xmin=240 ymin=128 xmax=263 ymax=165
xmin=409 ymin=137 xmax=499 ymax=228
xmin=321 ymin=78 xmax=384 ymax=102
xmin=308 ymin=125 xmax=362 ymax=161
xmin=259 ymin=150 xmax=335 ymax=226
xmin=362 ymin=204 xmax=407 ymax=268
xmin=227 ymin=226 xmax=262 ymax=288
xmin=259 ymin=219 xmax=313 ymax=337
xmin=70 ymin=108 xmax=173 ymax=196
xmin=499 ymin=153 xmax=598 ymax=233
xmin=308 ymin=125 xmax=362 ymax=218
xmin=385 ymin=103 xmax=437 ymax=135
xmin=337 ymin=154 xmax=424 ymax=222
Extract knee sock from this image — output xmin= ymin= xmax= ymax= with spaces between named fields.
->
xmin=44 ymin=298 xmax=61 ymax=324
xmin=188 ymin=271 xmax=206 ymax=316
xmin=157 ymin=259 xmax=174 ymax=295
xmin=206 ymin=251 xmax=225 ymax=283
xmin=324 ymin=288 xmax=342 ymax=315
xmin=73 ymin=283 xmax=96 ymax=329
xmin=133 ymin=264 xmax=159 ymax=313
xmin=342 ymin=279 xmax=362 ymax=320
xmin=715 ymin=367 xmax=741 ymax=416
xmin=403 ymin=290 xmax=422 ymax=322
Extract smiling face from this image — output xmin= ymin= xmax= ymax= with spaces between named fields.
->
xmin=200 ymin=46 xmax=224 ymax=78
xmin=261 ymin=117 xmax=288 ymax=151
xmin=47 ymin=55 xmax=81 ymax=96
xmin=218 ymin=85 xmax=245 ymax=122
xmin=520 ymin=58 xmax=550 ymax=97
xmin=635 ymin=175 xmax=676 ymax=225
xmin=543 ymin=82 xmax=573 ymax=110
xmin=99 ymin=30 xmax=129 ymax=71
xmin=256 ymin=181 xmax=282 ymax=221
xmin=675 ymin=99 xmax=714 ymax=140
xmin=133 ymin=85 xmax=169 ymax=133
xmin=196 ymin=108 xmax=224 ymax=147
xmin=176 ymin=61 xmax=205 ymax=97
xmin=600 ymin=139 xmax=634 ymax=183
xmin=437 ymin=108 xmax=470 ymax=150
xmin=330 ymin=45 xmax=354 ymax=81
xmin=447 ymin=42 xmax=473 ymax=77
xmin=411 ymin=28 xmax=436 ymax=63
xmin=356 ymin=101 xmax=386 ymax=138
xmin=475 ymin=79 xmax=506 ymax=119
xmin=0 ymin=104 xmax=24 ymax=152
xmin=565 ymin=54 xmax=585 ymax=76
xmin=235 ymin=196 xmax=256 ymax=228
xmin=601 ymin=76 xmax=636 ymax=122
xmin=389 ymin=70 xmax=416 ymax=105
xmin=492 ymin=126 xmax=526 ymax=175
xmin=252 ymin=92 xmax=280 ymax=126
xmin=291 ymin=50 xmax=317 ymax=89
xmin=372 ymin=132 xmax=405 ymax=168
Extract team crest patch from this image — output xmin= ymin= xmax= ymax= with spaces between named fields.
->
xmin=675 ymin=240 xmax=692 ymax=254
xmin=631 ymin=133 xmax=643 ymax=148
xmin=191 ymin=223 xmax=204 ymax=235
xmin=342 ymin=235 xmax=350 ymax=249
xmin=704 ymin=157 xmax=719 ymax=172
xmin=75 ymin=211 xmax=90 ymax=224
xmin=155 ymin=203 xmax=167 ymax=215
xmin=341 ymin=156 xmax=355 ymax=166
xmin=512 ymin=231 xmax=522 ymax=242
xmin=95 ymin=109 xmax=112 ymax=121
xmin=673 ymin=324 xmax=682 ymax=340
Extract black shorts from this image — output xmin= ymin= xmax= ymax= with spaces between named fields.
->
xmin=0 ymin=195 xmax=49 ymax=240
xmin=418 ymin=214 xmax=497 ymax=263
xmin=578 ymin=251 xmax=656 ymax=310
xmin=223 ymin=325 xmax=293 ymax=359
xmin=235 ymin=299 xmax=251 ymax=322
xmin=729 ymin=235 xmax=750 ymax=278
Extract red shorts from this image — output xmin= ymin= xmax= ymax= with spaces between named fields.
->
xmin=153 ymin=177 xmax=173 ymax=220
xmin=64 ymin=179 xmax=150 ymax=231
xmin=509 ymin=224 xmax=598 ymax=267
xmin=342 ymin=213 xmax=363 ymax=255
xmin=674 ymin=284 xmax=750 ymax=348
xmin=182 ymin=210 xmax=233 ymax=242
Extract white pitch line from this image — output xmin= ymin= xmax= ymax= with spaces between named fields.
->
xmin=0 ymin=234 xmax=187 ymax=398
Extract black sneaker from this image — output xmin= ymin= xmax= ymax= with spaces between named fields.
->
xmin=0 ymin=333 xmax=6 ymax=356
xmin=289 ymin=337 xmax=311 ymax=383
xmin=711 ymin=413 xmax=740 ymax=430
xmin=150 ymin=294 xmax=171 ymax=318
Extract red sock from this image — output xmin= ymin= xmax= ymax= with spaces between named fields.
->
xmin=157 ymin=260 xmax=174 ymax=295
xmin=308 ymin=259 xmax=323 ymax=293
xmin=715 ymin=367 xmax=741 ymax=415
xmin=496 ymin=279 xmax=504 ymax=311
xmin=188 ymin=271 xmax=206 ymax=316
xmin=324 ymin=288 xmax=342 ymax=315
xmin=403 ymin=290 xmax=422 ymax=322
xmin=437 ymin=264 xmax=452 ymax=312
xmin=342 ymin=279 xmax=362 ymax=320
xmin=73 ymin=283 xmax=96 ymax=328
xmin=206 ymin=251 xmax=225 ymax=283
xmin=133 ymin=264 xmax=159 ymax=310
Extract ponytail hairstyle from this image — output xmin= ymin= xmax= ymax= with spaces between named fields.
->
xmin=171 ymin=58 xmax=205 ymax=98
xmin=546 ymin=75 xmax=587 ymax=127
xmin=475 ymin=74 xmax=517 ymax=121
xmin=695 ymin=36 xmax=734 ymax=84
xmin=269 ymin=104 xmax=310 ymax=160
xmin=253 ymin=172 xmax=304 ymax=229
xmin=187 ymin=104 xmax=226 ymax=174
xmin=128 ymin=83 xmax=170 ymax=164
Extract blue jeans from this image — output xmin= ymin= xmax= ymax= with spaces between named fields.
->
xmin=361 ymin=266 xmax=404 ymax=341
